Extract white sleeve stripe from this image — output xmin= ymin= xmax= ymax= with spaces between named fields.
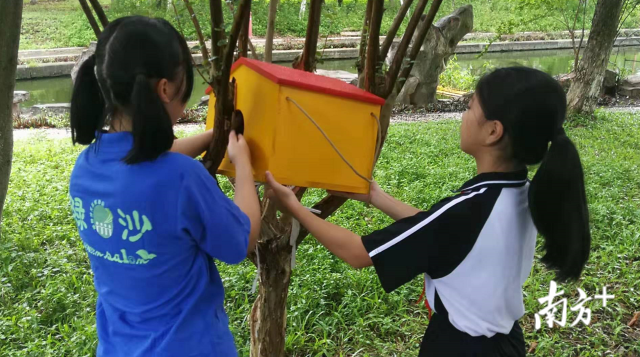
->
xmin=368 ymin=187 xmax=488 ymax=258
xmin=462 ymin=179 xmax=528 ymax=191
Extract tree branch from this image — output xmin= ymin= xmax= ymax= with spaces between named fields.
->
xmin=78 ymin=0 xmax=102 ymax=37
xmin=172 ymin=2 xmax=211 ymax=85
xmin=265 ymin=0 xmax=279 ymax=63
xmin=183 ymin=0 xmax=210 ymax=69
xmin=204 ymin=0 xmax=252 ymax=174
xmin=384 ymin=0 xmax=431 ymax=96
xmin=357 ymin=0 xmax=374 ymax=77
xmin=296 ymin=0 xmax=323 ymax=71
xmin=390 ymin=0 xmax=443 ymax=97
xmin=88 ymin=0 xmax=109 ymax=28
xmin=575 ymin=0 xmax=588 ymax=70
xmin=210 ymin=0 xmax=224 ymax=78
xmin=380 ymin=0 xmax=414 ymax=61
xmin=239 ymin=7 xmax=251 ymax=58
xmin=364 ymin=0 xmax=384 ymax=93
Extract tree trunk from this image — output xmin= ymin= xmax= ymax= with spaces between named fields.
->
xmin=264 ymin=0 xmax=279 ymax=63
xmin=0 ymin=0 xmax=22 ymax=227
xmin=567 ymin=0 xmax=624 ymax=114
xmin=79 ymin=0 xmax=102 ymax=37
xmin=249 ymin=213 xmax=294 ymax=357
xmin=88 ymin=0 xmax=109 ymax=28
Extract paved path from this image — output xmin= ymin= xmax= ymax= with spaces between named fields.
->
xmin=13 ymin=106 xmax=639 ymax=141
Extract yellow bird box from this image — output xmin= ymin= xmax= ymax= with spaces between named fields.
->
xmin=205 ymin=58 xmax=385 ymax=194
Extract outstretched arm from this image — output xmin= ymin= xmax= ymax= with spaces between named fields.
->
xmin=171 ymin=130 xmax=214 ymax=158
xmin=329 ymin=182 xmax=421 ymax=221
xmin=266 ymin=172 xmax=372 ymax=269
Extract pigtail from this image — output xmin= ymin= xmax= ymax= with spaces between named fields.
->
xmin=123 ymin=74 xmax=174 ymax=164
xmin=70 ymin=55 xmax=105 ymax=145
xmin=528 ymin=131 xmax=591 ymax=281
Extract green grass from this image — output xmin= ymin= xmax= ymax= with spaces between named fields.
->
xmin=2 ymin=111 xmax=640 ymax=356
xmin=20 ymin=0 xmax=640 ymax=50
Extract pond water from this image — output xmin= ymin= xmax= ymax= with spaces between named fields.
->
xmin=15 ymin=46 xmax=640 ymax=108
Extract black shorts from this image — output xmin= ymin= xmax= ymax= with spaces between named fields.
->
xmin=419 ymin=313 xmax=526 ymax=357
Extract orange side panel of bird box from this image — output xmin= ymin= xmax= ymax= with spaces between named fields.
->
xmin=205 ymin=63 xmax=382 ymax=194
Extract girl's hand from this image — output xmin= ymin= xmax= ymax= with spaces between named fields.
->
xmin=265 ymin=171 xmax=300 ymax=215
xmin=327 ymin=181 xmax=382 ymax=204
xmin=227 ymin=131 xmax=251 ymax=167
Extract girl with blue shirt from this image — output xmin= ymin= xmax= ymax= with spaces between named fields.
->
xmin=265 ymin=67 xmax=591 ymax=356
xmin=68 ymin=16 xmax=261 ymax=356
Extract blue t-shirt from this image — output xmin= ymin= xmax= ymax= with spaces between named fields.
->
xmin=68 ymin=132 xmax=250 ymax=357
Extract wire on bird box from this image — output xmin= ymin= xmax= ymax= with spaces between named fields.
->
xmin=285 ymin=97 xmax=382 ymax=187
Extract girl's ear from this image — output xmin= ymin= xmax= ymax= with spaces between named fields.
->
xmin=155 ymin=78 xmax=171 ymax=104
xmin=485 ymin=119 xmax=505 ymax=146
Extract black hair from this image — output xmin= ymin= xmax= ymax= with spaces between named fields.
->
xmin=476 ymin=67 xmax=590 ymax=281
xmin=70 ymin=16 xmax=194 ymax=164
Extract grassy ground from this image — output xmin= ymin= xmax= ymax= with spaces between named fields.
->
xmin=2 ymin=112 xmax=640 ymax=356
xmin=19 ymin=0 xmax=640 ymax=50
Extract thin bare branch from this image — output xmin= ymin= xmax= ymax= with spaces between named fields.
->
xmin=210 ymin=0 xmax=224 ymax=78
xmin=390 ymin=0 xmax=443 ymax=97
xmin=78 ymin=0 xmax=102 ymax=37
xmin=380 ymin=0 xmax=415 ymax=61
xmin=171 ymin=2 xmax=210 ymax=85
xmin=88 ymin=0 xmax=109 ymax=28
xmin=575 ymin=0 xmax=589 ymax=70
xmin=384 ymin=0 xmax=431 ymax=96
xmin=183 ymin=0 xmax=210 ymax=69
xmin=265 ymin=0 xmax=279 ymax=63
xmin=364 ymin=0 xmax=384 ymax=93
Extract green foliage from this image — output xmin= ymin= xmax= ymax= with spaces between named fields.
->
xmin=439 ymin=55 xmax=495 ymax=91
xmin=20 ymin=0 xmax=640 ymax=50
xmin=3 ymin=112 xmax=640 ymax=356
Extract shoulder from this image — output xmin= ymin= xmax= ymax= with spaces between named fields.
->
xmin=418 ymin=186 xmax=504 ymax=278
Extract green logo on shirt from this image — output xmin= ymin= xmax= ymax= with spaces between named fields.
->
xmin=91 ymin=200 xmax=114 ymax=238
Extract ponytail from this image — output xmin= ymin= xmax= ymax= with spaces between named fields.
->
xmin=529 ymin=131 xmax=591 ymax=281
xmin=124 ymin=74 xmax=174 ymax=164
xmin=70 ymin=55 xmax=105 ymax=145
xmin=476 ymin=67 xmax=591 ymax=281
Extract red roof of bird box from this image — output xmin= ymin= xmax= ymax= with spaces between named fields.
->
xmin=205 ymin=58 xmax=386 ymax=106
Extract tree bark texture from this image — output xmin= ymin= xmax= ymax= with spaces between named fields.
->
xmin=248 ymin=212 xmax=294 ymax=357
xmin=0 ymin=0 xmax=22 ymax=227
xmin=567 ymin=0 xmax=624 ymax=114
xmin=88 ymin=0 xmax=109 ymax=28
xmin=79 ymin=0 xmax=102 ymax=37
xmin=264 ymin=0 xmax=279 ymax=63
